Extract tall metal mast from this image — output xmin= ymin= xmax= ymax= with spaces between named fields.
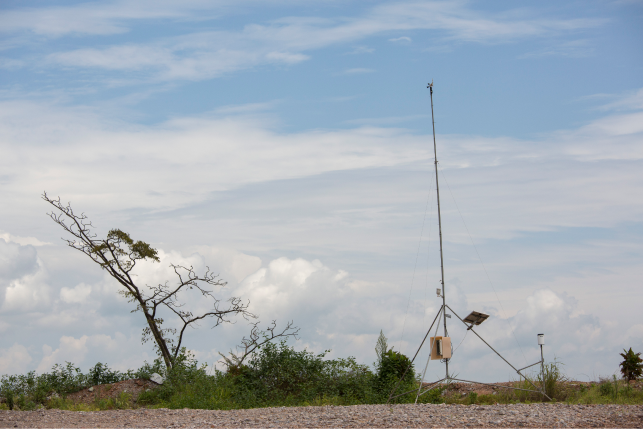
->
xmin=388 ymin=83 xmax=550 ymax=403
xmin=428 ymin=81 xmax=448 ymax=379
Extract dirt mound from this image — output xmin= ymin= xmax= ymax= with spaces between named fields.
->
xmin=65 ymin=378 xmax=160 ymax=405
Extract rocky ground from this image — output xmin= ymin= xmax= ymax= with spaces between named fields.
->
xmin=1 ymin=403 xmax=642 ymax=428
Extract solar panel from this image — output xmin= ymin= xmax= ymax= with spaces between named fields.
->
xmin=463 ymin=311 xmax=490 ymax=326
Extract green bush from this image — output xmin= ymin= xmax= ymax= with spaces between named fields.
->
xmin=0 ymin=360 xmax=157 ymax=409
xmin=375 ymin=348 xmax=415 ymax=402
xmin=599 ymin=379 xmax=614 ymax=397
xmin=140 ymin=341 xmax=379 ymax=409
xmin=619 ymin=348 xmax=643 ymax=381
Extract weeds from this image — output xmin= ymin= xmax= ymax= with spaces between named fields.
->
xmin=2 ymin=348 xmax=642 ymax=410
xmin=565 ymin=377 xmax=643 ymax=405
xmin=0 ymin=360 xmax=159 ymax=410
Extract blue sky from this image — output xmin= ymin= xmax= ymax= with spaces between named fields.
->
xmin=0 ymin=0 xmax=642 ymax=383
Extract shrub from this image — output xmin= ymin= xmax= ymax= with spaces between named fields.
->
xmin=142 ymin=341 xmax=378 ymax=409
xmin=0 ymin=360 xmax=157 ymax=409
xmin=599 ymin=379 xmax=614 ymax=397
xmin=375 ymin=348 xmax=415 ymax=402
xmin=619 ymin=348 xmax=643 ymax=381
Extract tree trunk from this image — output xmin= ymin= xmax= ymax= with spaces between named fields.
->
xmin=142 ymin=308 xmax=173 ymax=370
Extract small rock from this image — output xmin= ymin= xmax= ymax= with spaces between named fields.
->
xmin=150 ymin=372 xmax=165 ymax=385
xmin=88 ymin=387 xmax=94 ymax=392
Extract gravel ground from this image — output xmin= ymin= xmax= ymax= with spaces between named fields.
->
xmin=1 ymin=403 xmax=642 ymax=428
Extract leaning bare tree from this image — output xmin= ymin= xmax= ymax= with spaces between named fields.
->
xmin=43 ymin=192 xmax=297 ymax=370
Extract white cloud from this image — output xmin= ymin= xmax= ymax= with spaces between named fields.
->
xmin=0 ymin=239 xmax=51 ymax=313
xmin=60 ymin=283 xmax=93 ymax=304
xmin=1 ymin=258 xmax=50 ymax=312
xmin=0 ymin=232 xmax=51 ymax=247
xmin=235 ymin=256 xmax=440 ymax=362
xmin=389 ymin=36 xmax=412 ymax=42
xmin=0 ymin=1 xmax=228 ymax=37
xmin=596 ymin=88 xmax=643 ymax=112
xmin=0 ymin=239 xmax=39 ymax=280
xmin=0 ymin=87 xmax=640 ymax=378
xmin=38 ymin=336 xmax=90 ymax=372
xmin=6 ymin=2 xmax=602 ymax=82
xmin=264 ymin=51 xmax=310 ymax=64
xmin=412 ymin=287 xmax=620 ymax=383
xmin=214 ymin=101 xmax=279 ymax=115
xmin=0 ymin=239 xmax=636 ymax=380
xmin=0 ymin=89 xmax=641 ymax=252
xmin=0 ymin=100 xmax=429 ymax=218
xmin=0 ymin=344 xmax=32 ymax=375
xmin=36 ymin=334 xmax=130 ymax=372
xmin=346 ymin=46 xmax=375 ymax=54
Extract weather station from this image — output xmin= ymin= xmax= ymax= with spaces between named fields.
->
xmin=388 ymin=82 xmax=551 ymax=403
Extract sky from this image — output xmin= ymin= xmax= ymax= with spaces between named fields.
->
xmin=0 ymin=0 xmax=642 ymax=384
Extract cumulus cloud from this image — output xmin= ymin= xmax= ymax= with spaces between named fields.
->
xmin=413 ymin=288 xmax=615 ymax=383
xmin=0 ymin=87 xmax=640 ymax=378
xmin=0 ymin=232 xmax=50 ymax=247
xmin=235 ymin=256 xmax=440 ymax=362
xmin=0 ymin=344 xmax=32 ymax=375
xmin=2 ymin=261 xmax=51 ymax=313
xmin=36 ymin=333 xmax=135 ymax=372
xmin=60 ymin=283 xmax=93 ymax=304
xmin=0 ymin=238 xmax=635 ymax=381
xmin=0 ymin=239 xmax=39 ymax=280
xmin=0 ymin=239 xmax=51 ymax=313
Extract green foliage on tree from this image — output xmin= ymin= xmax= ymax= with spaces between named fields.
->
xmin=619 ymin=348 xmax=643 ymax=381
xmin=374 ymin=330 xmax=388 ymax=369
xmin=372 ymin=331 xmax=416 ymax=402
xmin=376 ymin=349 xmax=415 ymax=392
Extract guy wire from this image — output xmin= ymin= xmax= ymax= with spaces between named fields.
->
xmin=398 ymin=170 xmax=435 ymax=353
xmin=438 ymin=165 xmax=528 ymax=364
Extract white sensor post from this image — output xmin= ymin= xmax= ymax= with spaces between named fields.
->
xmin=538 ymin=334 xmax=545 ymax=396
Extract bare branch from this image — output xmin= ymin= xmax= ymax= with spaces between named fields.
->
xmin=219 ymin=320 xmax=300 ymax=369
